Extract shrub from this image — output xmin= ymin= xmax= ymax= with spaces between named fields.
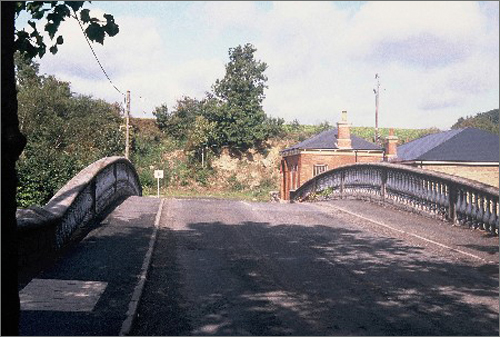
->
xmin=227 ymin=174 xmax=247 ymax=191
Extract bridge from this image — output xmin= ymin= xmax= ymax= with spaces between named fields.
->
xmin=17 ymin=157 xmax=499 ymax=335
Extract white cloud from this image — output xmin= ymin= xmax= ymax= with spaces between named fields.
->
xmin=33 ymin=8 xmax=225 ymax=116
xmin=35 ymin=11 xmax=166 ymax=99
xmin=29 ymin=1 xmax=498 ymax=129
xmin=194 ymin=1 xmax=261 ymax=32
xmin=254 ymin=1 xmax=498 ymax=128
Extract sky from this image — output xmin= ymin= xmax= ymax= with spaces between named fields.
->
xmin=18 ymin=1 xmax=499 ymax=129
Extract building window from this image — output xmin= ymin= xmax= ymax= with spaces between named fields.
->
xmin=313 ymin=164 xmax=328 ymax=177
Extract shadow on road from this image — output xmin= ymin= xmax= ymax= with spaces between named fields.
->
xmin=133 ymin=218 xmax=499 ymax=336
xmin=20 ymin=196 xmax=160 ymax=336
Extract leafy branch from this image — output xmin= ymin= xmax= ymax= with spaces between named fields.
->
xmin=14 ymin=1 xmax=119 ymax=59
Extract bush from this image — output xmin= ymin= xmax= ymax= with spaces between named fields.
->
xmin=193 ymin=167 xmax=214 ymax=187
xmin=15 ymin=55 xmax=125 ymax=207
xmin=16 ymin=145 xmax=83 ymax=207
xmin=227 ymin=174 xmax=246 ymax=191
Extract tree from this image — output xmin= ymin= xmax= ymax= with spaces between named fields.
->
xmin=316 ymin=120 xmax=332 ymax=133
xmin=451 ymin=109 xmax=499 ymax=134
xmin=185 ymin=115 xmax=217 ymax=165
xmin=154 ymin=97 xmax=203 ymax=141
xmin=14 ymin=1 xmax=119 ymax=58
xmin=153 ymin=103 xmax=170 ymax=131
xmin=289 ymin=119 xmax=301 ymax=131
xmin=153 ymin=44 xmax=284 ymax=155
xmin=2 ymin=2 xmax=119 ymax=334
xmin=208 ymin=43 xmax=273 ymax=151
xmin=16 ymin=56 xmax=124 ymax=207
xmin=263 ymin=115 xmax=285 ymax=139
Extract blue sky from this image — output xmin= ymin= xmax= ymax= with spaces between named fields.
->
xmin=20 ymin=1 xmax=499 ymax=129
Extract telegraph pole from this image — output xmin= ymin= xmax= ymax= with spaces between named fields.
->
xmin=374 ymin=74 xmax=380 ymax=145
xmin=125 ymin=90 xmax=130 ymax=159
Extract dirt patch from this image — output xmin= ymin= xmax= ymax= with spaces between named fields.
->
xmin=211 ymin=143 xmax=288 ymax=190
xmin=152 ymin=140 xmax=292 ymax=199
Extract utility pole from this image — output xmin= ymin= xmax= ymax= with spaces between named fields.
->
xmin=373 ymin=74 xmax=380 ymax=145
xmin=201 ymin=147 xmax=205 ymax=169
xmin=125 ymin=90 xmax=130 ymax=159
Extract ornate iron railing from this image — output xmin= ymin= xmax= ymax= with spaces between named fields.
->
xmin=291 ymin=162 xmax=499 ymax=235
xmin=17 ymin=156 xmax=142 ymax=267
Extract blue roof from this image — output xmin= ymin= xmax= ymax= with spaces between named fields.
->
xmin=397 ymin=128 xmax=499 ymax=162
xmin=284 ymin=128 xmax=382 ymax=152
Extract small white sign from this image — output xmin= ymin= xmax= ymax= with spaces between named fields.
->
xmin=154 ymin=170 xmax=164 ymax=179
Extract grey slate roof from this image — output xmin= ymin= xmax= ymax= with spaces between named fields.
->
xmin=283 ymin=128 xmax=382 ymax=152
xmin=397 ymin=128 xmax=499 ymax=162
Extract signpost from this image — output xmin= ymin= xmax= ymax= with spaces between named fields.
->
xmin=154 ymin=170 xmax=164 ymax=198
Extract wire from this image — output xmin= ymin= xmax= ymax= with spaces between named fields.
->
xmin=72 ymin=10 xmax=125 ymax=97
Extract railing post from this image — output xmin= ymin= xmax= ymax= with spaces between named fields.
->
xmin=340 ymin=170 xmax=345 ymax=199
xmin=448 ymin=184 xmax=457 ymax=224
xmin=381 ymin=167 xmax=387 ymax=200
xmin=113 ymin=162 xmax=118 ymax=194
xmin=91 ymin=178 xmax=97 ymax=217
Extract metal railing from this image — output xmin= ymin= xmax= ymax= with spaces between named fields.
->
xmin=17 ymin=156 xmax=142 ymax=266
xmin=291 ymin=162 xmax=499 ymax=235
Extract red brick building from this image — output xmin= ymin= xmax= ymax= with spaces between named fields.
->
xmin=280 ymin=111 xmax=396 ymax=200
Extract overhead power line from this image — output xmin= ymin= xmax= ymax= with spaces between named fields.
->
xmin=72 ymin=10 xmax=125 ymax=97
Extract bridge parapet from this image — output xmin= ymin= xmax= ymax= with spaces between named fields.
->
xmin=291 ymin=162 xmax=499 ymax=235
xmin=17 ymin=156 xmax=142 ymax=267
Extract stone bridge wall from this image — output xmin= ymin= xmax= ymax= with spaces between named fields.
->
xmin=291 ymin=162 xmax=499 ymax=235
xmin=17 ymin=156 xmax=142 ymax=267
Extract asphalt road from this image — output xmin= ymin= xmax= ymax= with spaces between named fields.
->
xmin=131 ymin=198 xmax=499 ymax=336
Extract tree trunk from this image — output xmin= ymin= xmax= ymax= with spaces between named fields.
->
xmin=2 ymin=2 xmax=27 ymax=335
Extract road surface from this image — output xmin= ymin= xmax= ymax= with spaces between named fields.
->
xmin=131 ymin=198 xmax=498 ymax=336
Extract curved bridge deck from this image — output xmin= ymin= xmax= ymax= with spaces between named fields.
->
xmin=20 ymin=197 xmax=499 ymax=336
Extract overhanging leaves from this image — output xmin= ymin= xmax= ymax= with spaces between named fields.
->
xmin=85 ymin=22 xmax=105 ymax=44
xmin=15 ymin=1 xmax=119 ymax=58
xmin=80 ymin=8 xmax=91 ymax=23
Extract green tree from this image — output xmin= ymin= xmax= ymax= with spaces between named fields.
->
xmin=153 ymin=103 xmax=169 ymax=131
xmin=153 ymin=44 xmax=284 ymax=154
xmin=186 ymin=115 xmax=216 ymax=150
xmin=208 ymin=43 xmax=275 ymax=151
xmin=289 ymin=119 xmax=301 ymax=131
xmin=262 ymin=115 xmax=285 ymax=139
xmin=2 ymin=3 xmax=119 ymax=334
xmin=154 ymin=97 xmax=203 ymax=141
xmin=15 ymin=54 xmax=124 ymax=207
xmin=316 ymin=120 xmax=332 ymax=133
xmin=185 ymin=115 xmax=217 ymax=165
xmin=452 ymin=109 xmax=499 ymax=134
xmin=14 ymin=1 xmax=119 ymax=58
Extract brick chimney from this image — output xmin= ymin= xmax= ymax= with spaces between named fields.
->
xmin=385 ymin=128 xmax=398 ymax=160
xmin=337 ymin=110 xmax=351 ymax=149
